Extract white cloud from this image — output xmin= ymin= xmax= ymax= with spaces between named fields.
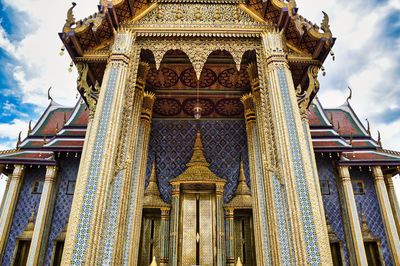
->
xmin=0 ymin=0 xmax=99 ymax=110
xmin=298 ymin=0 xmax=400 ymax=151
xmin=0 ymin=118 xmax=29 ymax=140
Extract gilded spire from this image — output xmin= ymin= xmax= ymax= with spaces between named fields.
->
xmin=170 ymin=129 xmax=225 ymax=184
xmin=143 ymin=158 xmax=169 ymax=208
xmin=235 ymin=160 xmax=251 ymax=196
xmin=224 ymin=158 xmax=251 ymax=208
xmin=360 ymin=204 xmax=377 ymax=241
xmin=187 ymin=130 xmax=209 ymax=168
xmin=18 ymin=208 xmax=35 ymax=239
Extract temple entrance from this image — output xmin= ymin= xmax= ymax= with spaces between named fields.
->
xmin=179 ymin=191 xmax=216 ymax=265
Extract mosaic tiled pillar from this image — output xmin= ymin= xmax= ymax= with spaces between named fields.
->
xmin=300 ymin=112 xmax=330 ymax=247
xmin=225 ymin=208 xmax=235 ymax=265
xmin=260 ymin=30 xmax=331 ymax=265
xmin=372 ymin=166 xmax=400 ymax=264
xmin=216 ymin=184 xmax=226 ymax=265
xmin=160 ymin=207 xmax=170 ymax=266
xmin=0 ymin=164 xmax=25 ymax=258
xmin=241 ymin=93 xmax=270 ymax=265
xmin=337 ymin=166 xmax=367 ymax=265
xmin=122 ymin=92 xmax=155 ymax=265
xmin=169 ymin=184 xmax=180 ymax=266
xmin=26 ymin=165 xmax=58 ymax=266
xmin=385 ymin=174 xmax=400 ymax=237
xmin=61 ymin=29 xmax=138 ymax=265
xmin=0 ymin=165 xmax=10 ymax=217
xmin=95 ymin=63 xmax=149 ymax=265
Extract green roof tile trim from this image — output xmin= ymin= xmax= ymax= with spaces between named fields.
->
xmin=33 ymin=107 xmax=73 ymax=137
xmin=69 ymin=103 xmax=88 ymax=127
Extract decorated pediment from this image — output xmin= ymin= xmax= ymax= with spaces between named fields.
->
xmin=131 ymin=2 xmax=263 ymax=28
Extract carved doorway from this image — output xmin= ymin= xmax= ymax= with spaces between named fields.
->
xmin=179 ymin=191 xmax=216 ymax=266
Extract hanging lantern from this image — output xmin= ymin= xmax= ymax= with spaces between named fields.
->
xmin=193 ymin=102 xmax=202 ymax=120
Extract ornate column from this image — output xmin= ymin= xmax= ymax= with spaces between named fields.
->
xmin=0 ymin=165 xmax=10 ymax=217
xmin=337 ymin=166 xmax=367 ymax=265
xmin=259 ymin=29 xmax=331 ymax=265
xmin=385 ymin=174 xmax=400 ymax=236
xmin=160 ymin=207 xmax=170 ymax=266
xmin=240 ymin=93 xmax=270 ymax=265
xmin=61 ymin=29 xmax=137 ymax=265
xmin=216 ymin=184 xmax=226 ymax=265
xmin=169 ymin=184 xmax=180 ymax=266
xmin=225 ymin=207 xmax=235 ymax=266
xmin=299 ymin=101 xmax=330 ymax=252
xmin=26 ymin=165 xmax=58 ymax=265
xmin=0 ymin=164 xmax=25 ymax=258
xmin=372 ymin=166 xmax=400 ymax=263
xmin=122 ymin=92 xmax=155 ymax=265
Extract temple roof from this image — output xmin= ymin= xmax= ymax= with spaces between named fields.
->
xmin=0 ymin=94 xmax=399 ymax=169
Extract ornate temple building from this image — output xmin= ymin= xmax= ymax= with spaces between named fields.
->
xmin=1 ymin=0 xmax=400 ymax=265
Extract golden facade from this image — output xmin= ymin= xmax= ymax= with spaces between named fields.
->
xmin=1 ymin=0 xmax=400 ymax=265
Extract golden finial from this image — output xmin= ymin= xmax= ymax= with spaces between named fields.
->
xmin=321 ymin=11 xmax=331 ymax=34
xmin=63 ymin=112 xmax=67 ymax=125
xmin=55 ymin=122 xmax=59 ymax=134
xmin=16 ymin=131 xmax=21 ymax=148
xmin=27 ymin=120 xmax=32 ymax=136
xmin=236 ymin=257 xmax=243 ymax=266
xmin=350 ymin=132 xmax=353 ymax=146
xmin=366 ymin=118 xmax=371 ymax=136
xmin=330 ymin=112 xmax=333 ymax=125
xmin=149 ymin=256 xmax=157 ymax=266
xmin=337 ymin=121 xmax=341 ymax=135
xmin=42 ymin=134 xmax=46 ymax=146
xmin=346 ymin=86 xmax=352 ymax=103
xmin=65 ymin=2 xmax=77 ymax=28
xmin=48 ymin=86 xmax=53 ymax=102
xmin=378 ymin=131 xmax=382 ymax=147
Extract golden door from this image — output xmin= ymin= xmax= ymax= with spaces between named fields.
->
xmin=179 ymin=192 xmax=216 ymax=266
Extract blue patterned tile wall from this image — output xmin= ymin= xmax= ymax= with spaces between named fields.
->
xmin=351 ymin=169 xmax=391 ymax=266
xmin=44 ymin=156 xmax=80 ymax=265
xmin=315 ymin=155 xmax=350 ymax=264
xmin=2 ymin=167 xmax=45 ymax=266
xmin=145 ymin=120 xmax=250 ymax=203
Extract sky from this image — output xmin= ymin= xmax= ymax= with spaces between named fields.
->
xmin=0 ymin=0 xmax=399 ymax=197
